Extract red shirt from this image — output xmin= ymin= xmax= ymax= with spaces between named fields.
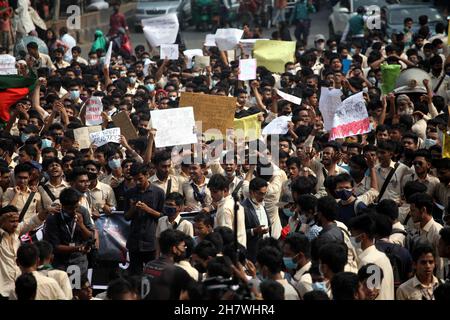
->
xmin=109 ymin=12 xmax=127 ymax=36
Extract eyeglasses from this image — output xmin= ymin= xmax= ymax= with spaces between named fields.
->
xmin=413 ymin=161 xmax=424 ymax=166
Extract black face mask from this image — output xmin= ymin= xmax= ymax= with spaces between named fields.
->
xmin=194 ymin=262 xmax=207 ymax=274
xmin=280 ymin=80 xmax=289 ymax=88
xmin=87 ymin=172 xmax=97 ymax=181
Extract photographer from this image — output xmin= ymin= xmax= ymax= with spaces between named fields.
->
xmin=43 ymin=187 xmax=95 ymax=278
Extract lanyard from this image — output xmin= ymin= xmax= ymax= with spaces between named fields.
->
xmin=62 ymin=213 xmax=76 ymax=242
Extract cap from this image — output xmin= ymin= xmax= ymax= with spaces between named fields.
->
xmin=314 ymin=34 xmax=326 ymax=42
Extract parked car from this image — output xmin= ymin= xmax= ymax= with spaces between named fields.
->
xmin=328 ymin=0 xmax=390 ymax=38
xmin=382 ymin=3 xmax=445 ymax=37
xmin=134 ymin=0 xmax=240 ymax=31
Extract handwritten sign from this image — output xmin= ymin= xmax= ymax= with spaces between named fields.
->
xmin=179 ymin=92 xmax=235 ymax=139
xmin=238 ymin=59 xmax=256 ymax=81
xmin=275 ymin=89 xmax=302 ymax=106
xmin=142 ymin=13 xmax=179 ymax=47
xmin=262 ymin=116 xmax=291 ymax=135
xmin=0 ymin=54 xmax=17 ymax=75
xmin=160 ymin=44 xmax=179 ymax=60
xmin=329 ymin=92 xmax=370 ymax=140
xmin=319 ymin=87 xmax=343 ymax=132
xmin=73 ymin=126 xmax=102 ymax=150
xmin=150 ymin=107 xmax=197 ymax=147
xmin=90 ymin=128 xmax=121 ymax=147
xmin=85 ymin=96 xmax=103 ymax=126
xmin=215 ymin=28 xmax=244 ymax=51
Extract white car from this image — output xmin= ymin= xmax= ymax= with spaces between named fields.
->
xmin=328 ymin=0 xmax=390 ymax=39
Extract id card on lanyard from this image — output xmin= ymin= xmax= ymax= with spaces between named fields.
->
xmin=62 ymin=213 xmax=77 ymax=246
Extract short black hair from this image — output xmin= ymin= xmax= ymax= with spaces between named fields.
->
xmin=27 ymin=42 xmax=38 ymax=50
xmin=284 ymin=233 xmax=311 ymax=259
xmin=0 ymin=205 xmax=19 ymax=217
xmin=331 ymin=272 xmax=360 ymax=300
xmin=15 ymin=273 xmax=37 ymax=300
xmin=260 ymin=280 xmax=285 ymax=300
xmin=130 ymin=163 xmax=148 ymax=176
xmin=14 ymin=163 xmax=33 ymax=176
xmin=296 ymin=194 xmax=317 ymax=213
xmin=59 ymin=187 xmax=81 ymax=206
xmin=207 ymin=174 xmax=229 ymax=191
xmin=408 ymin=192 xmax=433 ymax=214
xmin=318 ymin=242 xmax=347 ymax=274
xmin=249 ymin=177 xmax=268 ymax=192
xmin=376 ymin=199 xmax=399 ymax=221
xmin=439 ymin=227 xmax=450 ymax=246
xmin=414 ymin=149 xmax=431 ymax=162
xmin=35 ymin=241 xmax=53 ymax=262
xmin=165 ymin=192 xmax=184 ymax=206
xmin=193 ymin=240 xmax=218 ymax=260
xmin=152 ymin=150 xmax=171 ymax=165
xmin=159 ymin=229 xmax=185 ymax=255
xmin=106 ymin=278 xmax=135 ymax=300
xmin=317 ymin=196 xmax=338 ymax=222
xmin=206 ymin=256 xmax=233 ymax=278
xmin=377 ymin=140 xmax=396 ymax=153
xmin=403 ymin=181 xmax=427 ymax=201
xmin=204 ymin=232 xmax=224 ymax=253
xmin=303 ymin=290 xmax=330 ymax=300
xmin=348 ymin=214 xmax=376 ymax=239
xmin=412 ymin=244 xmax=435 ymax=262
xmin=291 ymin=176 xmax=317 ymax=195
xmin=42 ymin=157 xmax=62 ymax=171
xmin=286 ymin=157 xmax=301 ymax=169
xmin=193 ymin=212 xmax=213 ymax=227
xmin=334 ymin=173 xmax=354 ymax=187
xmin=17 ymin=244 xmax=39 ymax=268
xmin=256 ymin=246 xmax=283 ymax=274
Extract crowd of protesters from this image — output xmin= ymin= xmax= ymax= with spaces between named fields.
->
xmin=0 ymin=0 xmax=449 ymax=301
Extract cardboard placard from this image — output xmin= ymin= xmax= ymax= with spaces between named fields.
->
xmin=73 ymin=126 xmax=102 ymax=150
xmin=112 ymin=111 xmax=138 ymax=140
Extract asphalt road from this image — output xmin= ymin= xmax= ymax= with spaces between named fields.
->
xmin=80 ymin=5 xmax=331 ymax=56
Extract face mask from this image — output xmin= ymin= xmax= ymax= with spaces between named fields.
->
xmin=368 ymin=77 xmax=376 ymax=85
xmin=70 ymin=90 xmax=80 ymax=100
xmin=350 ymin=236 xmax=362 ymax=251
xmin=87 ymin=172 xmax=97 ymax=181
xmin=335 ymin=188 xmax=353 ymax=201
xmin=169 ymin=96 xmax=177 ymax=101
xmin=163 ymin=205 xmax=178 ymax=218
xmin=399 ymin=108 xmax=413 ymax=116
xmin=437 ymin=128 xmax=444 ymax=143
xmin=424 ymin=138 xmax=437 ymax=149
xmin=125 ymin=63 xmax=131 ymax=69
xmin=315 ymin=43 xmax=325 ymax=50
xmin=129 ymin=77 xmax=136 ymax=84
xmin=283 ymin=208 xmax=295 ymax=217
xmin=362 ymin=87 xmax=368 ymax=93
xmin=74 ymin=69 xmax=81 ymax=76
xmin=298 ymin=50 xmax=305 ymax=55
xmin=350 ymin=48 xmax=357 ymax=55
xmin=89 ymin=59 xmax=98 ymax=65
xmin=111 ymin=78 xmax=118 ymax=83
xmin=120 ymin=71 xmax=127 ymax=77
xmin=312 ymin=281 xmax=327 ymax=292
xmin=21 ymin=133 xmax=30 ymax=143
xmin=192 ymin=72 xmax=200 ymax=77
xmin=288 ymin=69 xmax=296 ymax=75
xmin=41 ymin=138 xmax=53 ymax=149
xmin=146 ymin=83 xmax=155 ymax=92
xmin=212 ymin=79 xmax=219 ymax=87
xmin=108 ymin=159 xmax=121 ymax=170
xmin=283 ymin=257 xmax=298 ymax=270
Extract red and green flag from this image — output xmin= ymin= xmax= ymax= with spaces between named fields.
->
xmin=0 ymin=75 xmax=37 ymax=122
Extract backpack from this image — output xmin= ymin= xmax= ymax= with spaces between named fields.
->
xmin=338 ymin=227 xmax=358 ymax=273
xmin=377 ymin=242 xmax=403 ymax=290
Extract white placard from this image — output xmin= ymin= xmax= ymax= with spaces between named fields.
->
xmin=276 ymin=89 xmax=302 ymax=106
xmin=89 ymin=127 xmax=121 ymax=147
xmin=205 ymin=34 xmax=216 ymax=47
xmin=239 ymin=39 xmax=269 ymax=56
xmin=104 ymin=41 xmax=113 ymax=67
xmin=85 ymin=96 xmax=103 ymax=126
xmin=160 ymin=44 xmax=179 ymax=60
xmin=215 ymin=28 xmax=244 ymax=51
xmin=150 ymin=107 xmax=198 ymax=148
xmin=183 ymin=49 xmax=203 ymax=69
xmin=262 ymin=116 xmax=292 ymax=135
xmin=318 ymin=87 xmax=343 ymax=132
xmin=142 ymin=13 xmax=179 ymax=47
xmin=194 ymin=56 xmax=210 ymax=69
xmin=238 ymin=58 xmax=257 ymax=81
xmin=0 ymin=54 xmax=17 ymax=75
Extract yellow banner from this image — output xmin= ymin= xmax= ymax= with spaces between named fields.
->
xmin=234 ymin=114 xmax=261 ymax=142
xmin=443 ymin=130 xmax=450 ymax=158
xmin=254 ymin=40 xmax=296 ymax=74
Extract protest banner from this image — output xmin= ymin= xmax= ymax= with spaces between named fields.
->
xmin=214 ymin=28 xmax=244 ymax=51
xmin=238 ymin=59 xmax=257 ymax=81
xmin=329 ymin=92 xmax=370 ymax=140
xmin=194 ymin=56 xmax=210 ymax=69
xmin=73 ymin=126 xmax=102 ymax=150
xmin=205 ymin=34 xmax=216 ymax=47
xmin=150 ymin=107 xmax=198 ymax=148
xmin=0 ymin=54 xmax=17 ymax=75
xmin=275 ymin=89 xmax=302 ymax=106
xmin=112 ymin=111 xmax=138 ymax=140
xmin=381 ymin=64 xmax=402 ymax=94
xmin=104 ymin=41 xmax=113 ymax=67
xmin=319 ymin=87 xmax=343 ymax=132
xmin=179 ymin=92 xmax=235 ymax=139
xmin=160 ymin=44 xmax=179 ymax=60
xmin=183 ymin=49 xmax=203 ymax=69
xmin=254 ymin=40 xmax=296 ymax=73
xmin=90 ymin=127 xmax=121 ymax=147
xmin=443 ymin=106 xmax=450 ymax=158
xmin=142 ymin=13 xmax=179 ymax=47
xmin=234 ymin=113 xmax=261 ymax=141
xmin=239 ymin=39 xmax=270 ymax=56
xmin=84 ymin=96 xmax=103 ymax=126
xmin=262 ymin=116 xmax=292 ymax=135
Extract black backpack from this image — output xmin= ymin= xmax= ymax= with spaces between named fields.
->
xmin=375 ymin=242 xmax=405 ymax=290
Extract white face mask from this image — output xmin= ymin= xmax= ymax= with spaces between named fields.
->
xmin=288 ymin=69 xmax=296 ymax=75
xmin=437 ymin=48 xmax=444 ymax=55
xmin=315 ymin=42 xmax=325 ymax=50
xmin=399 ymin=108 xmax=414 ymax=116
xmin=350 ymin=236 xmax=362 ymax=251
xmin=89 ymin=59 xmax=98 ymax=65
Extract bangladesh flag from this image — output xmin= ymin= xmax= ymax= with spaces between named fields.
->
xmin=0 ymin=75 xmax=37 ymax=122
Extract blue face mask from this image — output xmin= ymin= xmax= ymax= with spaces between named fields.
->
xmin=21 ymin=133 xmax=30 ymax=143
xmin=312 ymin=281 xmax=327 ymax=292
xmin=108 ymin=159 xmax=121 ymax=170
xmin=335 ymin=188 xmax=353 ymax=201
xmin=41 ymin=138 xmax=53 ymax=149
xmin=146 ymin=84 xmax=155 ymax=92
xmin=283 ymin=257 xmax=298 ymax=270
xmin=70 ymin=90 xmax=80 ymax=100
xmin=424 ymin=138 xmax=436 ymax=149
xmin=283 ymin=208 xmax=295 ymax=217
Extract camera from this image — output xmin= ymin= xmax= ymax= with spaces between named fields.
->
xmin=202 ymin=276 xmax=253 ymax=300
